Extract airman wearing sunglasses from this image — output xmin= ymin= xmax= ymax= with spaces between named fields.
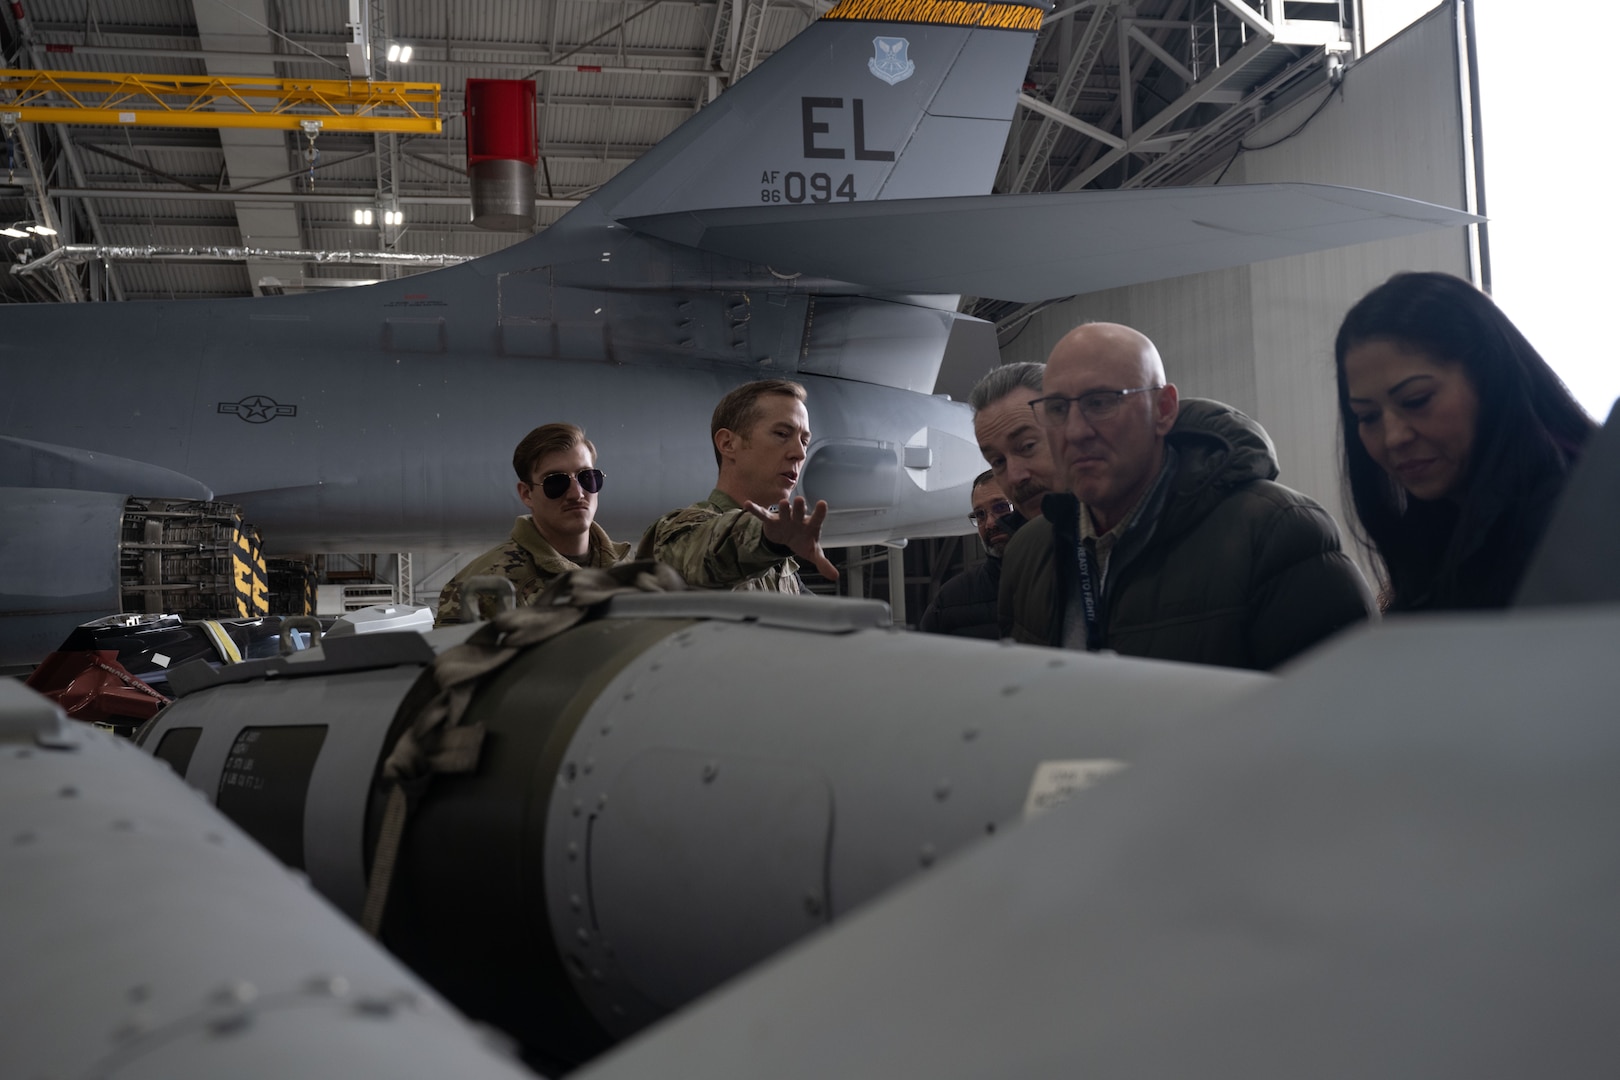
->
xmin=436 ymin=423 xmax=632 ymax=624
xmin=637 ymin=379 xmax=839 ymax=592
xmin=999 ymin=322 xmax=1372 ymax=669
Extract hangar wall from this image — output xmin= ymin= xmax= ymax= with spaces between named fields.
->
xmin=999 ymin=3 xmax=1476 ymax=559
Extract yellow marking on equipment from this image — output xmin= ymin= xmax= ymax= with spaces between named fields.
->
xmin=233 ymin=554 xmax=256 ymax=619
xmin=202 ymin=621 xmax=244 ymax=665
xmin=0 ymin=69 xmax=442 ymax=134
xmin=822 ymin=0 xmax=1042 ymax=30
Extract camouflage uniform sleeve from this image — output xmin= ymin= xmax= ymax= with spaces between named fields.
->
xmin=435 ymin=574 xmax=467 ymax=626
xmin=641 ymin=504 xmax=792 ymax=590
xmin=434 ymin=540 xmax=538 ymax=625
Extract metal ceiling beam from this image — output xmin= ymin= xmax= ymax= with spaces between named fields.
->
xmin=698 ymin=0 xmax=736 ymax=107
xmin=75 ymin=140 xmax=376 ymax=195
xmin=0 ymin=69 xmax=442 ymax=133
xmin=366 ymin=0 xmax=401 ymax=280
xmin=1121 ymin=46 xmax=1330 ymax=189
xmin=188 ymin=0 xmax=308 ymax=294
xmin=1213 ymin=0 xmax=1275 ymax=37
xmin=27 ymin=26 xmax=717 ymax=68
xmin=518 ymin=0 xmax=673 ymax=79
xmin=42 ymin=42 xmax=717 ymax=80
xmin=12 ymin=243 xmax=473 ymax=277
xmin=1015 ymin=92 xmax=1122 ymax=149
xmin=44 ymin=187 xmax=580 ymax=209
xmin=1043 ymin=0 xmax=1104 ymax=22
xmin=1009 ymin=0 xmax=1117 ymax=193
xmin=3 ymin=0 xmax=122 ymax=298
xmin=0 ymin=113 xmax=83 ymax=301
xmin=731 ymin=0 xmax=771 ymax=82
xmin=1062 ymin=0 xmax=1189 ymax=184
xmin=1126 ymin=22 xmax=1194 ymax=85
xmin=1061 ymin=28 xmax=1275 ymax=190
xmin=26 ymin=133 xmax=640 ymax=158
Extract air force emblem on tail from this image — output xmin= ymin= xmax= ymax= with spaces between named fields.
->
xmin=869 ymin=37 xmax=914 ymax=85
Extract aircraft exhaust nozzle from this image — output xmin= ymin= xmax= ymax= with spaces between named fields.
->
xmin=466 ymin=80 xmax=538 ymax=232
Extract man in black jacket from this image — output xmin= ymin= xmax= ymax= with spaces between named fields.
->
xmin=1000 ymin=322 xmax=1374 ymax=670
xmin=919 ymin=471 xmax=1018 ymax=639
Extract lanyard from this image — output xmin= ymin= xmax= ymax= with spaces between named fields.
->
xmin=1075 ymin=539 xmax=1103 ymax=652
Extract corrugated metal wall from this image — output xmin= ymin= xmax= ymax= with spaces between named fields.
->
xmin=999 ymin=6 xmax=1473 ymax=563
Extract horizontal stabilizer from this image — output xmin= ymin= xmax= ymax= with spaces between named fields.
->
xmin=620 ymin=184 xmax=1481 ymax=302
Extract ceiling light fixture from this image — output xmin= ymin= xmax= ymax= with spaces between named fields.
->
xmin=353 ymin=208 xmax=374 ymax=226
xmin=26 ymin=224 xmax=57 ymax=236
xmin=387 ymin=42 xmax=413 ymax=63
xmin=1 ymin=227 xmax=28 ymax=238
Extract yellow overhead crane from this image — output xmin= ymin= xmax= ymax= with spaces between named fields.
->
xmin=0 ymin=68 xmax=442 ymax=133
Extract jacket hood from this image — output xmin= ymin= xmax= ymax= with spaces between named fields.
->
xmin=1167 ymin=397 xmax=1279 ymax=492
xmin=1037 ymin=398 xmax=1281 ymax=543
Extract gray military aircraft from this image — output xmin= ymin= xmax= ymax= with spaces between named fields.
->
xmin=0 ymin=0 xmax=1474 ymax=664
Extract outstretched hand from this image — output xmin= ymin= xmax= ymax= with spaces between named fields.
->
xmin=743 ymin=496 xmax=840 ymax=581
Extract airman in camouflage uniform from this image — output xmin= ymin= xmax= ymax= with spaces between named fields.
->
xmin=436 ymin=422 xmax=631 ymax=625
xmin=638 ymin=379 xmax=839 ymax=591
xmin=635 ymin=488 xmax=801 ymax=593
xmin=438 ymin=516 xmax=631 ymax=623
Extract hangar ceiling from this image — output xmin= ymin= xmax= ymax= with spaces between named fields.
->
xmin=0 ymin=0 xmax=1358 ymax=312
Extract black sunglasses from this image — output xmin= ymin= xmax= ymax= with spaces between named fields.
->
xmin=536 ymin=468 xmax=605 ymax=499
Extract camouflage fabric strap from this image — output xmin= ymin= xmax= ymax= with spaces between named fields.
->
xmin=359 ymin=560 xmax=688 ymax=936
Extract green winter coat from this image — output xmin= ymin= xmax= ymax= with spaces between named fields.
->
xmin=999 ymin=399 xmax=1374 ymax=670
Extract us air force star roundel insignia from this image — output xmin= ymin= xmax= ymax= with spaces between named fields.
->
xmin=218 ymin=394 xmax=297 ymax=423
xmin=869 ymin=37 xmax=914 ymax=85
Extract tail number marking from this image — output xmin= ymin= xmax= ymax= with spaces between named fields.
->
xmin=760 ymin=171 xmax=856 ymax=203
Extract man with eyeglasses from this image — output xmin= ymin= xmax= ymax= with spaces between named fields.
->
xmin=435 ymin=422 xmax=631 ymax=624
xmin=969 ymin=362 xmax=1056 ymax=524
xmin=999 ymin=322 xmax=1373 ymax=669
xmin=637 ymin=378 xmax=839 ymax=592
xmin=918 ymin=471 xmax=1015 ymax=639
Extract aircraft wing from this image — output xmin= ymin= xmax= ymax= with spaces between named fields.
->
xmin=619 ymin=183 xmax=1481 ymax=302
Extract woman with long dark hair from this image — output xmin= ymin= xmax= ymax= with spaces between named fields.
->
xmin=1334 ymin=271 xmax=1597 ymax=610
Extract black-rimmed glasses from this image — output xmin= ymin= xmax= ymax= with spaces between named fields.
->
xmin=968 ymin=499 xmax=1013 ymax=527
xmin=536 ymin=468 xmax=605 ymax=499
xmin=1029 ymin=386 xmax=1161 ymax=429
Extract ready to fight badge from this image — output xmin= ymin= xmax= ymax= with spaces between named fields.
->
xmin=869 ymin=37 xmax=914 ymax=85
xmin=1022 ymin=759 xmax=1129 ymax=820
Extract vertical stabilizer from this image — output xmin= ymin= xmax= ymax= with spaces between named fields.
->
xmin=594 ymin=0 xmax=1047 ymax=221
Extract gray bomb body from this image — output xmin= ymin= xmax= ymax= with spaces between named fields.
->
xmin=137 ymin=592 xmax=1266 ymax=1064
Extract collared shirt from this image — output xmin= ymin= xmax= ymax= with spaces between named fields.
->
xmin=1078 ymin=497 xmax=1136 ymax=592
xmin=1062 ymin=448 xmax=1179 ymax=650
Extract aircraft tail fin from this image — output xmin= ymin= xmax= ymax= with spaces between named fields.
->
xmin=591 ymin=0 xmax=1046 ymax=222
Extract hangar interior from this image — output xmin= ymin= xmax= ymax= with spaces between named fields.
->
xmin=19 ymin=6 xmax=1613 ymax=1078
xmin=0 ymin=0 xmax=1476 ymax=619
